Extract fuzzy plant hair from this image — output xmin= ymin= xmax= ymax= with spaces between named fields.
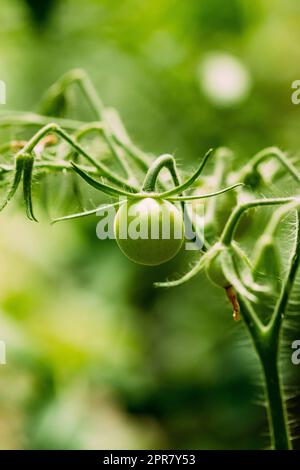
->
xmin=0 ymin=70 xmax=300 ymax=450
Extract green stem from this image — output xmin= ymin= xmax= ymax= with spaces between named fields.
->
xmin=0 ymin=112 xmax=84 ymax=130
xmin=252 ymin=201 xmax=300 ymax=276
xmin=252 ymin=147 xmax=300 ymax=183
xmin=142 ymin=154 xmax=180 ymax=192
xmin=239 ymin=299 xmax=291 ymax=450
xmin=112 ymin=135 xmax=152 ymax=172
xmin=0 ymin=161 xmax=100 ymax=174
xmin=158 ymin=148 xmax=213 ymax=197
xmin=206 ymin=147 xmax=234 ymax=227
xmin=16 ymin=123 xmax=138 ymax=192
xmin=74 ymin=122 xmax=135 ymax=181
xmin=260 ymin=346 xmax=291 ymax=450
xmin=269 ymin=211 xmax=300 ymax=334
xmin=221 ymin=197 xmax=297 ymax=246
xmin=237 ymin=211 xmax=300 ymax=450
xmin=167 ymin=183 xmax=242 ymax=201
xmin=37 ymin=70 xmax=152 ymax=176
xmin=74 ymin=73 xmax=142 ymax=179
xmin=236 ymin=147 xmax=300 ymax=185
xmin=41 ymin=70 xmax=135 ymax=179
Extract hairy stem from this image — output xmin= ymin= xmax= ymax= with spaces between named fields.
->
xmin=221 ymin=197 xmax=297 ymax=246
xmin=15 ymin=123 xmax=138 ymax=192
xmin=260 ymin=344 xmax=291 ymax=450
xmin=40 ymin=70 xmax=136 ymax=179
xmin=269 ymin=211 xmax=300 ymax=335
xmin=251 ymin=147 xmax=300 ymax=184
xmin=238 ymin=212 xmax=300 ymax=450
xmin=239 ymin=300 xmax=291 ymax=449
xmin=73 ymin=122 xmax=136 ymax=182
xmin=142 ymin=154 xmax=180 ymax=192
xmin=159 ymin=148 xmax=213 ymax=197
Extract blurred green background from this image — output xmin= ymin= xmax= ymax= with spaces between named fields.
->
xmin=0 ymin=0 xmax=300 ymax=450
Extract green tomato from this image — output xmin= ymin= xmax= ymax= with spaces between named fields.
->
xmin=114 ymin=198 xmax=184 ymax=266
xmin=205 ymin=248 xmax=230 ymax=288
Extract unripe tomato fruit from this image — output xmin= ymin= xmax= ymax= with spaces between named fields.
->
xmin=205 ymin=248 xmax=230 ymax=288
xmin=114 ymin=198 xmax=184 ymax=266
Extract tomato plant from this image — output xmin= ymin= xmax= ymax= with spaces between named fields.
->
xmin=1 ymin=70 xmax=300 ymax=450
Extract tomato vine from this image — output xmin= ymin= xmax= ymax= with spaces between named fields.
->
xmin=1 ymin=69 xmax=300 ymax=450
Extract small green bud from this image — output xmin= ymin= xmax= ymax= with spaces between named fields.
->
xmin=205 ymin=247 xmax=230 ymax=288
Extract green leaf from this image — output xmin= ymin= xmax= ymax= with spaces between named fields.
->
xmin=0 ymin=155 xmax=24 ymax=211
xmin=70 ymin=162 xmax=138 ymax=198
xmin=22 ymin=154 xmax=38 ymax=222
